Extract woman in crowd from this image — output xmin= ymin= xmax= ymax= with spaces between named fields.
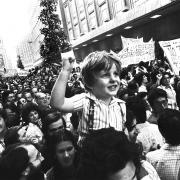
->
xmin=21 ymin=102 xmax=43 ymax=129
xmin=134 ymin=72 xmax=148 ymax=93
xmin=45 ymin=129 xmax=79 ymax=180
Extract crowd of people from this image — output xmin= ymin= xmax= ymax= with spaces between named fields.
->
xmin=0 ymin=50 xmax=180 ymax=179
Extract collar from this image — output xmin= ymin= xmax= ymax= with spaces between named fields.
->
xmin=86 ymin=92 xmax=125 ymax=104
xmin=161 ymin=143 xmax=180 ymax=151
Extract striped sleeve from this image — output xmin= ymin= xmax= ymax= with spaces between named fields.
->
xmin=71 ymin=93 xmax=86 ymax=111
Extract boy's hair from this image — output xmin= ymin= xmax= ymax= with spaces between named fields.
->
xmin=81 ymin=51 xmax=121 ymax=91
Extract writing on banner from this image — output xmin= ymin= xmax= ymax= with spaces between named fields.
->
xmin=118 ymin=41 xmax=155 ymax=67
xmin=159 ymin=38 xmax=180 ymax=75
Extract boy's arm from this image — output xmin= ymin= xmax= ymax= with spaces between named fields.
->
xmin=50 ymin=58 xmax=74 ymax=112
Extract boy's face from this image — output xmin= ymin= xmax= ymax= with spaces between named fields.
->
xmin=91 ymin=64 xmax=120 ymax=102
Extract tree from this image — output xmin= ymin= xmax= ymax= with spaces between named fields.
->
xmin=17 ymin=55 xmax=24 ymax=69
xmin=39 ymin=0 xmax=71 ymax=65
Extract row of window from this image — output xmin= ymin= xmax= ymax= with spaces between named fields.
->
xmin=63 ymin=0 xmax=132 ymax=41
xmin=62 ymin=0 xmax=156 ymax=41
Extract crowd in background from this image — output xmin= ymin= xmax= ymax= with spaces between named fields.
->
xmin=0 ymin=52 xmax=180 ymax=180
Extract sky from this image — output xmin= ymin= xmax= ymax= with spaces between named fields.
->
xmin=0 ymin=0 xmax=36 ymax=67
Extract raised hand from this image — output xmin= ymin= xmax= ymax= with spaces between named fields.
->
xmin=62 ymin=57 xmax=75 ymax=72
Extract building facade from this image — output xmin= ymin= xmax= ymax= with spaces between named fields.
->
xmin=59 ymin=0 xmax=180 ymax=61
xmin=16 ymin=0 xmax=43 ymax=70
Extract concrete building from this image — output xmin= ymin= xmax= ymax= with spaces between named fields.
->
xmin=17 ymin=0 xmax=64 ymax=69
xmin=16 ymin=0 xmax=43 ymax=70
xmin=59 ymin=0 xmax=180 ymax=62
xmin=16 ymin=36 xmax=35 ymax=70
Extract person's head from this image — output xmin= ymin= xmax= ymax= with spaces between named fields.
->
xmin=43 ymin=111 xmax=66 ymax=137
xmin=126 ymin=96 xmax=147 ymax=124
xmin=81 ymin=51 xmax=121 ymax=102
xmin=24 ymin=91 xmax=33 ymax=103
xmin=0 ymin=142 xmax=44 ymax=180
xmin=35 ymin=92 xmax=49 ymax=108
xmin=134 ymin=73 xmax=148 ymax=86
xmin=21 ymin=102 xmax=42 ymax=126
xmin=160 ymin=72 xmax=172 ymax=86
xmin=126 ymin=110 xmax=139 ymax=143
xmin=17 ymin=98 xmax=27 ymax=112
xmin=77 ymin=128 xmax=141 ymax=180
xmin=31 ymin=87 xmax=38 ymax=96
xmin=158 ymin=109 xmax=180 ymax=146
xmin=148 ymin=88 xmax=168 ymax=114
xmin=16 ymin=92 xmax=23 ymax=100
xmin=3 ymin=103 xmax=20 ymax=128
xmin=17 ymin=84 xmax=23 ymax=92
xmin=127 ymin=81 xmax=139 ymax=96
xmin=48 ymin=130 xmax=77 ymax=168
xmin=2 ymin=90 xmax=15 ymax=105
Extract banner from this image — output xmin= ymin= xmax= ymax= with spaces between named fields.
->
xmin=118 ymin=41 xmax=155 ymax=67
xmin=159 ymin=38 xmax=180 ymax=75
xmin=61 ymin=50 xmax=75 ymax=60
xmin=121 ymin=36 xmax=143 ymax=48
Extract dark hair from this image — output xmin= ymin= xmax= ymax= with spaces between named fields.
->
xmin=126 ymin=110 xmax=136 ymax=132
xmin=81 ymin=51 xmax=121 ymax=91
xmin=47 ymin=129 xmax=78 ymax=166
xmin=158 ymin=109 xmax=180 ymax=146
xmin=3 ymin=103 xmax=20 ymax=127
xmin=77 ymin=128 xmax=141 ymax=180
xmin=4 ymin=126 xmax=21 ymax=147
xmin=133 ymin=72 xmax=146 ymax=86
xmin=127 ymin=81 xmax=139 ymax=91
xmin=0 ymin=144 xmax=29 ymax=180
xmin=1 ymin=90 xmax=13 ymax=105
xmin=126 ymin=96 xmax=147 ymax=124
xmin=148 ymin=88 xmax=167 ymax=108
xmin=0 ymin=109 xmax=8 ymax=122
xmin=21 ymin=102 xmax=42 ymax=124
xmin=160 ymin=72 xmax=172 ymax=85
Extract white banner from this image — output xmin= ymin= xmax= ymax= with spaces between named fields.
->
xmin=61 ymin=50 xmax=75 ymax=60
xmin=159 ymin=38 xmax=180 ymax=75
xmin=121 ymin=36 xmax=143 ymax=48
xmin=118 ymin=41 xmax=155 ymax=67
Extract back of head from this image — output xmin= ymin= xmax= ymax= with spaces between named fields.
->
xmin=77 ymin=128 xmax=141 ymax=180
xmin=0 ymin=144 xmax=29 ymax=180
xmin=126 ymin=96 xmax=147 ymax=124
xmin=81 ymin=51 xmax=121 ymax=91
xmin=133 ymin=72 xmax=145 ymax=86
xmin=158 ymin=109 xmax=180 ymax=146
